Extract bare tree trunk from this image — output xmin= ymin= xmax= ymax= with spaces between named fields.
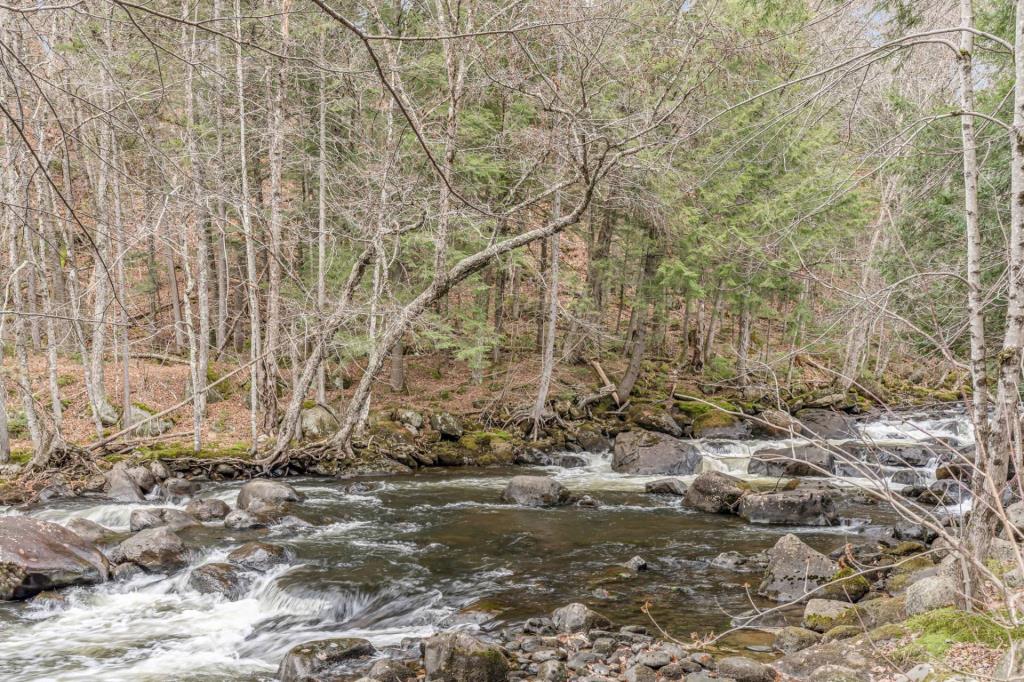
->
xmin=316 ymin=29 xmax=329 ymax=404
xmin=111 ymin=139 xmax=132 ymax=435
xmin=736 ymin=298 xmax=752 ymax=386
xmin=167 ymin=251 xmax=185 ymax=352
xmin=531 ymin=228 xmax=560 ymax=436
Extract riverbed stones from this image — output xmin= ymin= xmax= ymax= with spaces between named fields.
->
xmin=795 ymin=409 xmax=853 ymax=439
xmin=628 ymin=405 xmax=683 ymax=438
xmin=422 ymin=631 xmax=509 ymax=682
xmin=576 ymin=428 xmax=611 ymax=453
xmin=187 ymin=562 xmax=251 ymax=600
xmin=64 ymin=518 xmax=116 ymax=544
xmin=682 ymin=472 xmax=748 ymax=514
xmin=129 ymin=507 xmax=199 ymax=532
xmin=501 ymin=476 xmax=573 ymax=507
xmin=227 ymin=541 xmax=291 ymax=571
xmin=185 ymin=497 xmax=231 ymax=521
xmin=110 ymin=526 xmax=187 ymax=573
xmin=737 ymin=490 xmax=837 ymax=526
xmin=758 ymin=534 xmax=837 ymax=602
xmin=751 ymin=408 xmax=803 ymax=438
xmin=104 ymin=462 xmax=145 ymax=502
xmin=802 ymin=599 xmax=856 ymax=632
xmin=644 ymin=478 xmax=686 ymax=495
xmin=223 ymin=509 xmax=266 ymax=530
xmin=905 ymin=575 xmax=957 ymax=615
xmin=278 ymin=637 xmax=376 ymax=682
xmin=300 ymin=405 xmax=340 ymax=440
xmin=717 ymin=656 xmax=774 ymax=682
xmin=0 ymin=516 xmax=111 ymax=600
xmin=126 ymin=466 xmax=157 ymax=494
xmin=612 ymin=430 xmax=703 ymax=475
xmin=162 ymin=477 xmax=198 ymax=502
xmin=624 ymin=664 xmax=657 ymax=682
xmin=747 ymin=445 xmax=832 ymax=477
xmin=551 ymin=603 xmax=611 ymax=633
xmin=918 ymin=479 xmax=969 ymax=505
xmin=236 ymin=479 xmax=302 ymax=512
xmin=773 ymin=626 xmax=821 ymax=653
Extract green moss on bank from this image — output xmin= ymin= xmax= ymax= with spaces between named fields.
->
xmin=898 ymin=607 xmax=1024 ymax=660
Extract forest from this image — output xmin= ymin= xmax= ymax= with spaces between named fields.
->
xmin=1 ymin=0 xmax=1024 ymax=680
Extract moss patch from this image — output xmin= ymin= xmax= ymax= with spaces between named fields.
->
xmin=899 ymin=607 xmax=1024 ymax=660
xmin=820 ymin=567 xmax=871 ymax=601
xmin=674 ymin=398 xmax=739 ymax=418
xmin=133 ymin=441 xmax=253 ymax=460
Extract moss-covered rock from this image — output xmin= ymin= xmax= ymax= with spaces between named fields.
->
xmin=898 ymin=607 xmax=1024 ymax=660
xmin=819 ymin=567 xmax=871 ymax=602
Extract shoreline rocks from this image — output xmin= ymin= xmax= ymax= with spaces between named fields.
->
xmin=0 ymin=516 xmax=110 ymax=600
xmin=612 ymin=430 xmax=702 ymax=475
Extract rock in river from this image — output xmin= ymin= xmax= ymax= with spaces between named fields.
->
xmin=682 ymin=472 xmax=748 ymax=514
xmin=0 ymin=516 xmax=110 ymax=600
xmin=236 ymin=479 xmax=302 ymax=512
xmin=109 ymin=526 xmax=188 ymax=573
xmin=644 ymin=478 xmax=686 ymax=495
xmin=104 ymin=462 xmax=145 ymax=502
xmin=737 ymin=490 xmax=838 ymax=526
xmin=185 ymin=498 xmax=231 ymax=521
xmin=187 ymin=562 xmax=252 ymax=600
xmin=747 ymin=445 xmax=832 ymax=477
xmin=551 ymin=602 xmax=611 ymax=633
xmin=422 ymin=631 xmax=510 ymax=682
xmin=612 ymin=430 xmax=702 ymax=475
xmin=501 ymin=476 xmax=573 ymax=507
xmin=129 ymin=507 xmax=199 ymax=532
xmin=758 ymin=533 xmax=837 ymax=603
xmin=278 ymin=637 xmax=376 ymax=682
xmin=227 ymin=541 xmax=291 ymax=572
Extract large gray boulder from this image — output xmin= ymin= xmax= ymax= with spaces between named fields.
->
xmin=0 ymin=516 xmax=110 ymax=600
xmin=737 ymin=490 xmax=837 ymax=526
xmin=629 ymin=404 xmax=683 ymax=437
xmin=104 ymin=462 xmax=145 ymax=502
xmin=758 ymin=533 xmax=838 ymax=603
xmin=748 ymin=445 xmax=832 ymax=477
xmin=110 ymin=526 xmax=188 ymax=573
xmin=645 ymin=478 xmax=687 ymax=496
xmin=802 ymin=598 xmax=856 ymax=632
xmin=64 ymin=518 xmax=116 ymax=545
xmin=129 ymin=507 xmax=199 ymax=532
xmin=717 ymin=656 xmax=775 ymax=682
xmin=430 ymin=412 xmax=464 ymax=440
xmin=125 ymin=466 xmax=157 ymax=494
xmin=501 ymin=476 xmax=573 ymax=507
xmin=905 ymin=575 xmax=958 ymax=616
xmin=682 ymin=472 xmax=748 ymax=514
xmin=795 ymin=409 xmax=854 ymax=439
xmin=423 ymin=631 xmax=510 ymax=682
xmin=751 ymin=408 xmax=803 ymax=438
xmin=236 ymin=480 xmax=302 ymax=512
xmin=185 ymin=498 xmax=231 ymax=521
xmin=125 ymin=405 xmax=173 ymax=438
xmin=227 ymin=541 xmax=291 ymax=572
xmin=278 ymin=637 xmax=376 ymax=682
xmin=551 ymin=602 xmax=612 ymax=633
xmin=187 ymin=562 xmax=251 ymax=600
xmin=299 ymin=405 xmax=340 ymax=440
xmin=612 ymin=430 xmax=703 ymax=475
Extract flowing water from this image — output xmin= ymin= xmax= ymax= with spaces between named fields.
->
xmin=0 ymin=410 xmax=973 ymax=681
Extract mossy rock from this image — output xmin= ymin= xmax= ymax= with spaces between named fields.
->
xmin=866 ymin=623 xmax=909 ymax=642
xmin=888 ymin=541 xmax=928 ymax=557
xmin=674 ymin=398 xmax=739 ymax=418
xmin=693 ymin=410 xmax=738 ymax=430
xmin=822 ymin=625 xmax=863 ymax=641
xmin=819 ymin=567 xmax=871 ymax=602
xmin=898 ymin=607 xmax=1024 ymax=660
xmin=833 ymin=596 xmax=907 ymax=629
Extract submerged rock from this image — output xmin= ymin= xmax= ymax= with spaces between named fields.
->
xmin=612 ymin=430 xmax=702 ymax=475
xmin=236 ymin=480 xmax=302 ymax=512
xmin=129 ymin=508 xmax=199 ymax=532
xmin=682 ymin=472 xmax=748 ymax=514
xmin=278 ymin=637 xmax=376 ymax=682
xmin=501 ymin=476 xmax=573 ymax=507
xmin=0 ymin=516 xmax=110 ymax=600
xmin=644 ymin=478 xmax=686 ymax=495
xmin=737 ymin=490 xmax=837 ymax=526
xmin=110 ymin=526 xmax=187 ymax=573
xmin=551 ymin=602 xmax=611 ymax=633
xmin=227 ymin=541 xmax=291 ymax=572
xmin=422 ymin=631 xmax=509 ymax=682
xmin=187 ymin=562 xmax=251 ymax=600
xmin=758 ymin=534 xmax=837 ymax=603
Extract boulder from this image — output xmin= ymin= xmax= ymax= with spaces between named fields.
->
xmin=125 ymin=466 xmax=157 ymax=494
xmin=300 ymin=405 xmax=340 ymax=440
xmin=223 ymin=510 xmax=266 ymax=530
xmin=97 ymin=399 xmax=119 ymax=427
xmin=125 ymin=405 xmax=173 ymax=437
xmin=905 ymin=575 xmax=958 ymax=616
xmin=612 ymin=430 xmax=703 ymax=475
xmin=422 ymin=631 xmax=510 ymax=682
xmin=624 ymin=664 xmax=657 ymax=682
xmin=551 ymin=602 xmax=611 ymax=633
xmin=278 ymin=637 xmax=376 ymax=682
xmin=64 ymin=518 xmax=115 ymax=544
xmin=236 ymin=480 xmax=302 ymax=512
xmin=187 ymin=562 xmax=252 ymax=600
xmin=149 ymin=460 xmax=171 ymax=481
xmin=161 ymin=477 xmax=197 ymax=502
xmin=129 ymin=508 xmax=199 ymax=532
xmin=1005 ymin=501 xmax=1024 ymax=539
xmin=629 ymin=405 xmax=683 ymax=437
xmin=430 ymin=413 xmax=464 ymax=440
xmin=501 ymin=476 xmax=573 ymax=507
xmin=104 ymin=462 xmax=145 ymax=502
xmin=644 ymin=478 xmax=687 ymax=496
xmin=773 ymin=626 xmax=821 ymax=653
xmin=110 ymin=526 xmax=187 ymax=573
xmin=576 ymin=428 xmax=612 ymax=453
xmin=751 ymin=408 xmax=803 ymax=438
xmin=717 ymin=656 xmax=775 ymax=682
xmin=185 ymin=498 xmax=231 ymax=521
xmin=802 ymin=599 xmax=856 ymax=633
xmin=393 ymin=409 xmax=424 ymax=430
xmin=747 ymin=446 xmax=832 ymax=478
xmin=795 ymin=409 xmax=854 ymax=439
xmin=227 ymin=541 xmax=291 ymax=572
xmin=0 ymin=516 xmax=110 ymax=600
xmin=917 ymin=479 xmax=969 ymax=505
xmin=368 ymin=659 xmax=416 ymax=682
xmin=737 ymin=490 xmax=838 ymax=526
xmin=682 ymin=472 xmax=748 ymax=514
xmin=691 ymin=411 xmax=750 ymax=439
xmin=711 ymin=550 xmax=769 ymax=572
xmin=758 ymin=534 xmax=838 ymax=602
